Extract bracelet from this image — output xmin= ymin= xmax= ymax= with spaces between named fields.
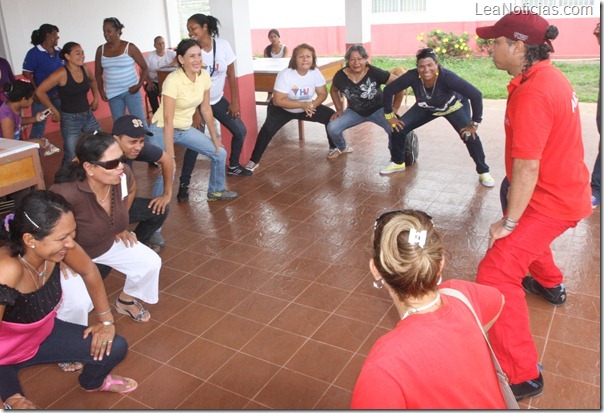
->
xmin=505 ymin=216 xmax=518 ymax=224
xmin=101 ymin=320 xmax=115 ymax=326
xmin=96 ymin=309 xmax=111 ymax=317
xmin=502 ymin=218 xmax=517 ymax=231
xmin=384 ymin=112 xmax=397 ymax=120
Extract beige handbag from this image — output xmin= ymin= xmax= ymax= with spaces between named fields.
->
xmin=440 ymin=288 xmax=520 ymax=409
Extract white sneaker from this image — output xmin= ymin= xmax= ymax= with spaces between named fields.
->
xmin=327 ymin=147 xmax=353 ymax=159
xmin=478 ymin=172 xmax=495 ymax=187
xmin=245 ymin=160 xmax=259 ymax=171
xmin=43 ymin=144 xmax=61 ymax=157
xmin=379 ymin=162 xmax=406 ymax=175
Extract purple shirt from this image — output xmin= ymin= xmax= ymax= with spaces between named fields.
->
xmin=0 ymin=103 xmax=21 ymax=139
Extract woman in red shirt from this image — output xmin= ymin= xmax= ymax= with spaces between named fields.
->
xmin=351 ymin=210 xmax=507 ymax=409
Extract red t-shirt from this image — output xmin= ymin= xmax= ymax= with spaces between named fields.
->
xmin=350 ymin=280 xmax=506 ymax=409
xmin=505 ymin=60 xmax=591 ymax=221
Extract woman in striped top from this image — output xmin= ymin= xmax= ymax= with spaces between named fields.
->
xmin=94 ymin=17 xmax=148 ymax=126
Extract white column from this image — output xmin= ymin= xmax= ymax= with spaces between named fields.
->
xmin=345 ymin=0 xmax=372 ymax=46
xmin=209 ymin=0 xmax=258 ymax=163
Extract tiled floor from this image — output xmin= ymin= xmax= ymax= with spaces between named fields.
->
xmin=21 ymin=98 xmax=600 ymax=409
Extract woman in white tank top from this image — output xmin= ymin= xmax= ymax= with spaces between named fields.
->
xmin=94 ymin=17 xmax=149 ymax=127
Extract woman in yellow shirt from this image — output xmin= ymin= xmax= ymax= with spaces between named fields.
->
xmin=146 ymin=39 xmax=237 ymax=202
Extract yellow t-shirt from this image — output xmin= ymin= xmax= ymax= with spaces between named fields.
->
xmin=151 ymin=69 xmax=212 ymax=129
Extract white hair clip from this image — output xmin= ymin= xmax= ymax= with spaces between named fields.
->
xmin=408 ymin=228 xmax=427 ymax=249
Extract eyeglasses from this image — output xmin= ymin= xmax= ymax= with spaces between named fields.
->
xmin=374 ymin=209 xmax=433 ymax=231
xmin=92 ymin=155 xmax=126 ymax=170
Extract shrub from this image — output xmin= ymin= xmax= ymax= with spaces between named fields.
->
xmin=475 ymin=36 xmax=494 ymax=57
xmin=417 ymin=29 xmax=472 ymax=60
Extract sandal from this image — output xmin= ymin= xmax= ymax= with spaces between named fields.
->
xmin=58 ymin=362 xmax=84 ymax=373
xmin=5 ymin=393 xmax=39 ymax=409
xmin=84 ymin=374 xmax=138 ymax=394
xmin=113 ymin=297 xmax=151 ymax=323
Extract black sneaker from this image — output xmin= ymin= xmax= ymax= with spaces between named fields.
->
xmin=522 ymin=275 xmax=566 ymax=306
xmin=227 ymin=165 xmax=253 ymax=176
xmin=510 ymin=373 xmax=543 ymax=401
xmin=177 ymin=184 xmax=189 ymax=203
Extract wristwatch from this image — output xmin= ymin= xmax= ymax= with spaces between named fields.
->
xmin=472 ymin=121 xmax=480 ymax=129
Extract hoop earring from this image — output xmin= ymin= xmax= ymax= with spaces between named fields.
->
xmin=372 ymin=278 xmax=384 ymax=289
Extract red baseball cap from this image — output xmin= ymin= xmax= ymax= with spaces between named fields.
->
xmin=476 ymin=12 xmax=550 ymax=45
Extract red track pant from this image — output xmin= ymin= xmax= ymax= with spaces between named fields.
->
xmin=476 ymin=206 xmax=577 ymax=384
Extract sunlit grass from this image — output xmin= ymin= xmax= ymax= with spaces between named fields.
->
xmin=371 ymin=57 xmax=600 ymax=102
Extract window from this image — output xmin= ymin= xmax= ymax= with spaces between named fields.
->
xmin=177 ymin=0 xmax=210 ymax=39
xmin=372 ymin=0 xmax=427 ymax=13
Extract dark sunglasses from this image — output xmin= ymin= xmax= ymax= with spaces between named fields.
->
xmin=92 ymin=155 xmax=126 ymax=170
xmin=374 ymin=209 xmax=433 ymax=230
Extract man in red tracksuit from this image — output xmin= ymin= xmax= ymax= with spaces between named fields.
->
xmin=475 ymin=12 xmax=592 ymax=402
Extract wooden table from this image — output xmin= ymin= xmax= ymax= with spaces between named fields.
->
xmin=253 ymin=57 xmax=344 ymax=139
xmin=0 ymin=138 xmax=45 ymax=197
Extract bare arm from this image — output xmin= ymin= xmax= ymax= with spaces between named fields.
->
xmin=162 ymin=95 xmax=176 ymax=158
xmin=94 ymin=46 xmax=107 ymax=101
xmin=63 ymin=244 xmax=116 ymax=360
xmin=329 ymin=84 xmax=344 ymax=121
xmin=85 ymin=65 xmax=100 ymax=111
xmin=35 ymin=68 xmax=65 ymax=120
xmin=146 ymin=150 xmax=174 ymax=214
xmin=200 ymin=88 xmax=222 ymax=153
xmin=488 ymin=158 xmax=540 ymax=248
xmin=128 ymin=43 xmax=149 ymax=93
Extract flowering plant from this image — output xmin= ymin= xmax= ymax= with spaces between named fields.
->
xmin=417 ymin=29 xmax=472 ymax=60
xmin=475 ymin=36 xmax=494 ymax=57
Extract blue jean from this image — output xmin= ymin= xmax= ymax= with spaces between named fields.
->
xmin=107 ymin=90 xmax=148 ymax=128
xmin=327 ymin=107 xmax=390 ymax=150
xmin=60 ymin=109 xmax=100 ymax=165
xmin=30 ymin=97 xmax=61 ymax=138
xmin=0 ymin=319 xmax=128 ymax=400
xmin=147 ymin=123 xmax=227 ymax=195
xmin=389 ymin=98 xmax=489 ymax=173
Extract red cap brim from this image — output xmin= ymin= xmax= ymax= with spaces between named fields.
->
xmin=476 ymin=25 xmax=499 ymax=40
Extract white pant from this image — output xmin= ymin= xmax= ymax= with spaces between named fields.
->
xmin=92 ymin=240 xmax=161 ymax=304
xmin=56 ymin=266 xmax=94 ymax=326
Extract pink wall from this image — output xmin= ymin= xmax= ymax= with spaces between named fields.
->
xmin=252 ymin=18 xmax=601 ymax=59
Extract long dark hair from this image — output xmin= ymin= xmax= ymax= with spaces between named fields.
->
xmin=3 ymin=80 xmax=35 ymax=103
xmin=264 ymin=29 xmax=281 ymax=56
xmin=31 ymin=24 xmax=59 ymax=45
xmin=3 ymin=190 xmax=72 ymax=257
xmin=523 ymin=25 xmax=559 ymax=72
xmin=54 ymin=131 xmax=115 ymax=183
xmin=188 ymin=13 xmax=220 ymax=37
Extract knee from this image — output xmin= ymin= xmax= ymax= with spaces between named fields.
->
xmin=109 ymin=334 xmax=128 ymax=363
xmin=216 ymin=147 xmax=227 ymax=161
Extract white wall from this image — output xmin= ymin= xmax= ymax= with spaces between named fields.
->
xmin=246 ymin=0 xmax=599 ymax=29
xmin=0 ymin=0 xmax=175 ymax=71
xmin=248 ymin=0 xmax=345 ymax=28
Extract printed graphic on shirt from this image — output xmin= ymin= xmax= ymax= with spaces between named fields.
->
xmin=291 ymin=85 xmax=313 ymax=100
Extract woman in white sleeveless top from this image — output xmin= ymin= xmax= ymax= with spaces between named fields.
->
xmin=94 ymin=17 xmax=148 ymax=127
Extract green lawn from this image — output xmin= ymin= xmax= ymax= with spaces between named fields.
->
xmin=371 ymin=57 xmax=600 ymax=102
